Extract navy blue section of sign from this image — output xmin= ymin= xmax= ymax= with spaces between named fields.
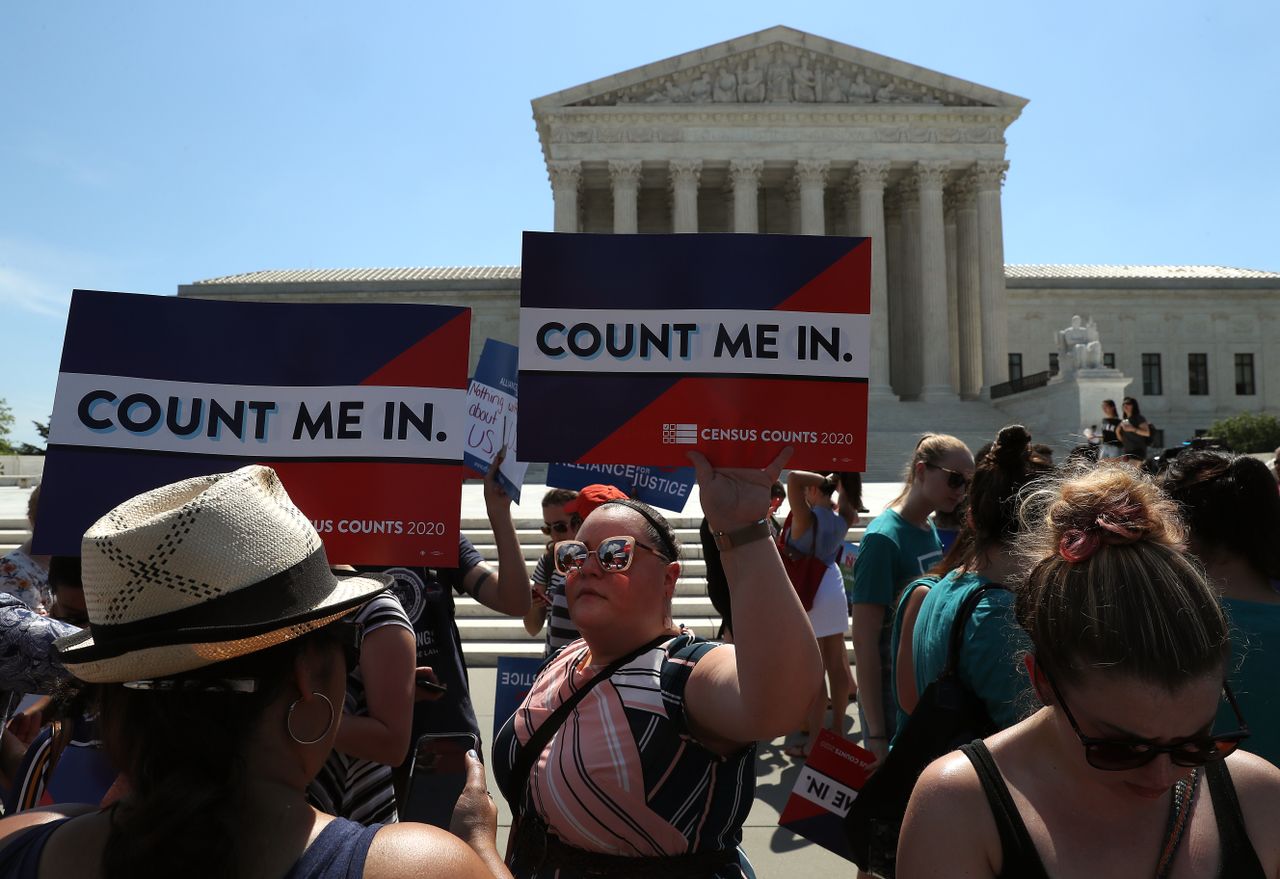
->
xmin=516 ymin=372 xmax=679 ymax=463
xmin=520 ymin=233 xmax=862 ymax=310
xmin=58 ymin=291 xmax=465 ymax=386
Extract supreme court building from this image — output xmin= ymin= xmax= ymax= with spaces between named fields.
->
xmin=181 ymin=27 xmax=1280 ymax=475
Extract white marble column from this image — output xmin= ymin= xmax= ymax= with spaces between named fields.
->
xmin=974 ymin=160 xmax=1011 ymax=395
xmin=669 ymin=160 xmax=702 ymax=233
xmin=549 ymin=160 xmax=581 ymax=233
xmin=944 ymin=189 xmax=960 ymax=394
xmin=884 ymin=189 xmax=906 ymax=396
xmin=899 ymin=175 xmax=923 ymax=397
xmin=916 ymin=161 xmax=955 ymax=401
xmin=785 ymin=177 xmax=801 ymax=234
xmin=608 ymin=160 xmax=642 ymax=234
xmin=728 ymin=159 xmax=763 ymax=233
xmin=855 ymin=160 xmax=892 ymax=397
xmin=796 ymin=160 xmax=829 ymax=235
xmin=953 ymin=176 xmax=983 ymax=399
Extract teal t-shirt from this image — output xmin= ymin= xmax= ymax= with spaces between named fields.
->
xmin=911 ymin=569 xmax=1030 ymax=731
xmin=1221 ymin=596 xmax=1280 ymax=766
xmin=852 ymin=509 xmax=943 ymax=739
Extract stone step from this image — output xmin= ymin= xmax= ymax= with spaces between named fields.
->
xmin=453 ymin=594 xmax=720 ymax=618
xmin=0 ymin=530 xmax=30 ymax=545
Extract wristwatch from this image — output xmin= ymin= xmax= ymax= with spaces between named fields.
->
xmin=712 ymin=518 xmax=773 ymax=552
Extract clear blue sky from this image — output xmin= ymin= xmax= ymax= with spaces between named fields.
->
xmin=3 ymin=1 xmax=1277 ymax=446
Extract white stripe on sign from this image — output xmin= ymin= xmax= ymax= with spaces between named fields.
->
xmin=50 ymin=373 xmax=465 ymax=461
xmin=792 ymin=765 xmax=859 ymax=816
xmin=518 ymin=308 xmax=870 ymax=379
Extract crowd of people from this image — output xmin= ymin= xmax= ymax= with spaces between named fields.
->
xmin=0 ymin=416 xmax=1277 ymax=877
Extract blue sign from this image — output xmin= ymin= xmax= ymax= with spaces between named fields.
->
xmin=493 ymin=655 xmax=544 ymax=740
xmin=546 ymin=462 xmax=696 ymax=513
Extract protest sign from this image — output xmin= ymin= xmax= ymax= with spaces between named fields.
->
xmin=493 ymin=655 xmax=544 ymax=740
xmin=517 ymin=232 xmax=870 ymax=469
xmin=464 ymin=338 xmax=527 ymax=502
xmin=37 ymin=290 xmax=469 ymax=565
xmin=778 ymin=728 xmax=876 ymax=862
xmin=545 ymin=462 xmax=695 ymax=513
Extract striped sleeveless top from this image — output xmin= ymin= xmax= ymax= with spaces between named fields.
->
xmin=493 ymin=633 xmax=755 ymax=878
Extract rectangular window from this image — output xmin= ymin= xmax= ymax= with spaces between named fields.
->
xmin=1189 ymin=353 xmax=1209 ymax=396
xmin=1236 ymin=353 xmax=1256 ymax=395
xmin=1103 ymin=353 xmax=1115 ymax=369
xmin=1142 ymin=353 xmax=1162 ymax=396
xmin=1008 ymin=353 xmax=1023 ymax=382
xmin=1049 ymin=353 xmax=1059 ymax=376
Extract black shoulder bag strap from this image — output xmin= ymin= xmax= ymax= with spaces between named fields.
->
xmin=944 ymin=583 xmax=1008 ymax=676
xmin=502 ymin=633 xmax=670 ymax=819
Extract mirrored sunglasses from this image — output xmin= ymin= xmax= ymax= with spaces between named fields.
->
xmin=554 ymin=536 xmax=669 ymax=575
xmin=1045 ymin=669 xmax=1250 ymax=771
xmin=925 ymin=462 xmax=970 ymax=490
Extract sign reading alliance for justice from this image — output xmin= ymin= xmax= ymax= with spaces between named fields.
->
xmin=517 ymin=233 xmax=871 ymax=469
xmin=36 ymin=291 xmax=470 ymax=565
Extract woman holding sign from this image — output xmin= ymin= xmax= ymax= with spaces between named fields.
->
xmin=494 ymin=449 xmax=821 ymax=878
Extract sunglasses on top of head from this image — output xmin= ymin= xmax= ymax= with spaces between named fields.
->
xmin=925 ymin=462 xmax=970 ymax=491
xmin=554 ymin=536 xmax=671 ymax=575
xmin=1043 ymin=668 xmax=1250 ymax=771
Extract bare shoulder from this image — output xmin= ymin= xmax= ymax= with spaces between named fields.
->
xmin=1224 ymin=750 xmax=1280 ymax=870
xmin=363 ymin=823 xmax=493 ymax=879
xmin=897 ymin=749 xmax=999 ymax=878
xmin=0 ymin=804 xmax=97 ymax=846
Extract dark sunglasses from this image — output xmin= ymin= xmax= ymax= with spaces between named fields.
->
xmin=1044 ymin=669 xmax=1250 ymax=771
xmin=925 ymin=462 xmax=970 ymax=490
xmin=541 ymin=516 xmax=580 ymax=536
xmin=554 ymin=536 xmax=670 ymax=575
xmin=331 ymin=619 xmax=364 ymax=675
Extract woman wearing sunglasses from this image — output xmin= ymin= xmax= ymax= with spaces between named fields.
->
xmin=494 ymin=449 xmax=821 ymax=877
xmin=897 ymin=464 xmax=1280 ymax=878
xmin=523 ymin=488 xmax=585 ymax=657
xmin=852 ymin=434 xmax=973 ymax=763
xmin=0 ymin=467 xmax=512 ymax=879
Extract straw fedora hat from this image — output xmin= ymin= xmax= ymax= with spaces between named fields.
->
xmin=55 ymin=465 xmax=390 ymax=683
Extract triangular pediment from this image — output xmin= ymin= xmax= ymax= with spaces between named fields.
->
xmin=533 ymin=26 xmax=1027 ymax=112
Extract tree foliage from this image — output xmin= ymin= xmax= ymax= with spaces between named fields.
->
xmin=1206 ymin=412 xmax=1280 ymax=454
xmin=0 ymin=399 xmax=14 ymax=455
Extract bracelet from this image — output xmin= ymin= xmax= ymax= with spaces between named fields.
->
xmin=712 ymin=518 xmax=772 ymax=552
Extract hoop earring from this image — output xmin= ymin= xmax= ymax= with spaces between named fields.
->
xmin=287 ymin=692 xmax=335 ymax=745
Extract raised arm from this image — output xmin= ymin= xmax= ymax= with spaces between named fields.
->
xmin=785 ymin=469 xmax=825 ymax=540
xmin=469 ymin=450 xmax=532 ymax=617
xmin=683 ymin=448 xmax=822 ymax=751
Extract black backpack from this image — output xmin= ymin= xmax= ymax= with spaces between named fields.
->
xmin=844 ymin=583 xmax=1007 ymax=878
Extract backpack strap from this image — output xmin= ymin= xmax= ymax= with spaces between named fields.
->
xmin=943 ymin=583 xmax=1008 ymax=675
xmin=502 ymin=633 xmax=670 ymax=819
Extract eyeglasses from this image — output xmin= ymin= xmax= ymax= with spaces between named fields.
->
xmin=331 ymin=619 xmax=364 ymax=675
xmin=925 ymin=462 xmax=970 ymax=491
xmin=1043 ymin=669 xmax=1250 ymax=771
xmin=553 ymin=536 xmax=671 ymax=575
xmin=541 ymin=516 xmax=580 ymax=537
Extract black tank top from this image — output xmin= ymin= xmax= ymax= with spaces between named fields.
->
xmin=960 ymin=740 xmax=1266 ymax=879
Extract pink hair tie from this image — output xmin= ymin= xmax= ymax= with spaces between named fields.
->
xmin=1058 ymin=528 xmax=1101 ymax=564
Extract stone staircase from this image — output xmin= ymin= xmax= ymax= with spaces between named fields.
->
xmin=459 ymin=515 xmax=866 ymax=667
xmin=0 ymin=518 xmax=27 ymax=557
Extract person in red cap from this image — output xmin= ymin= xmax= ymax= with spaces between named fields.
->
xmin=563 ymin=484 xmax=629 ymax=521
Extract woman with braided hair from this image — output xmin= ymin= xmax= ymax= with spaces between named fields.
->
xmin=898 ymin=463 xmax=1280 ymax=878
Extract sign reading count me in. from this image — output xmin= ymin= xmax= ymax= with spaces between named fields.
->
xmin=517 ymin=233 xmax=870 ymax=470
xmin=38 ymin=291 xmax=470 ymax=566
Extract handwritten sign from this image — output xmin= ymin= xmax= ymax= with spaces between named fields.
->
xmin=464 ymin=339 xmax=526 ymax=502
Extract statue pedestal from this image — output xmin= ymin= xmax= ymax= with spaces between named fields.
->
xmin=991 ymin=368 xmax=1132 ymax=452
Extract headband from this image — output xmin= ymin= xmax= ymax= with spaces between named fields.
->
xmin=601 ymin=499 xmax=678 ymax=561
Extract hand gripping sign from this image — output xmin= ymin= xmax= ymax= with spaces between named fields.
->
xmin=37 ymin=290 xmax=470 ymax=566
xmin=517 ymin=233 xmax=870 ymax=469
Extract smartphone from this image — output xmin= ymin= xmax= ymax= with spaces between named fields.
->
xmin=416 ymin=679 xmax=448 ymax=695
xmin=403 ymin=732 xmax=479 ymax=828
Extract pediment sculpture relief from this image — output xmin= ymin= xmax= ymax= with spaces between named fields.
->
xmin=571 ymin=46 xmax=977 ymax=107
